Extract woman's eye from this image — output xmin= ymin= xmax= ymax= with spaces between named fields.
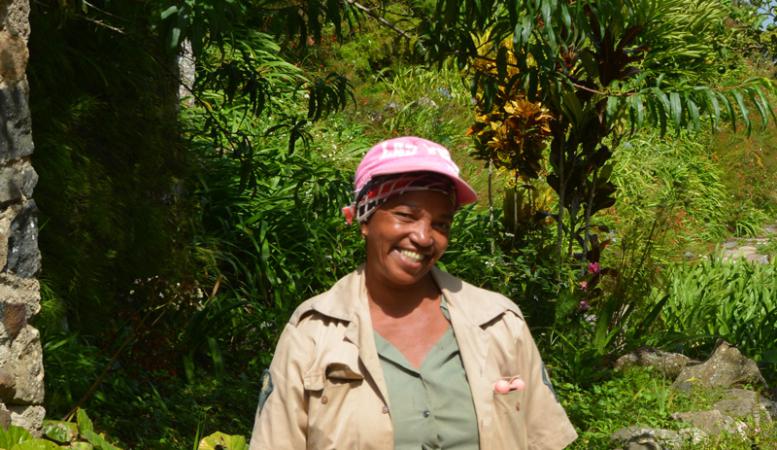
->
xmin=435 ymin=222 xmax=452 ymax=232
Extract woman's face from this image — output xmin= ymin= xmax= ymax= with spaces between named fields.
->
xmin=361 ymin=190 xmax=455 ymax=288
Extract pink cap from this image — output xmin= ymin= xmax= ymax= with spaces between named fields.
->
xmin=354 ymin=136 xmax=477 ymax=205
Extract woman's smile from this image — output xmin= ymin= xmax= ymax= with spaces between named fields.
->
xmin=397 ymin=248 xmax=425 ymax=263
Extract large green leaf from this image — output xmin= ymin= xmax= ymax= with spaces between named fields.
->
xmin=732 ymin=89 xmax=751 ymax=134
xmin=668 ymin=91 xmax=682 ymax=130
xmin=81 ymin=430 xmax=120 ymax=450
xmin=42 ymin=420 xmax=78 ymax=444
xmin=11 ymin=440 xmax=61 ymax=450
xmin=198 ymin=432 xmax=248 ymax=450
xmin=76 ymin=409 xmax=94 ymax=435
xmin=0 ymin=427 xmax=33 ymax=449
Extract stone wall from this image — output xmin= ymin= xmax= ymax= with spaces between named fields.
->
xmin=0 ymin=0 xmax=44 ymax=434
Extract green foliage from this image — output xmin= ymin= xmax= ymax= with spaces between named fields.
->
xmin=711 ymin=121 xmax=777 ymax=236
xmin=442 ymin=206 xmax=561 ymax=326
xmin=422 ymin=0 xmax=775 ymax=283
xmin=0 ymin=427 xmax=34 ymax=449
xmin=29 ymin=0 xmax=194 ymax=340
xmin=197 ymin=432 xmax=247 ymax=450
xmin=560 ymin=368 xmax=675 ymax=447
xmin=650 ymin=258 xmax=777 ymax=382
xmin=559 ymin=367 xmax=776 ymax=449
xmin=376 ymin=63 xmax=471 ymax=139
xmin=0 ymin=410 xmax=121 ymax=450
xmin=41 ymin=421 xmax=78 ymax=445
xmin=607 ymin=131 xmax=730 ymax=252
xmin=27 ymin=0 xmax=777 ymax=448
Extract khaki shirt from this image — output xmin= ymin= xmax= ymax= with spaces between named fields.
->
xmin=249 ymin=266 xmax=578 ymax=450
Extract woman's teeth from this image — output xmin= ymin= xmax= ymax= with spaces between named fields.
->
xmin=399 ymin=249 xmax=424 ymax=262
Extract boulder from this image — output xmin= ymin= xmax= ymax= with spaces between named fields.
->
xmin=673 ymin=341 xmax=766 ymax=391
xmin=615 ymin=348 xmax=698 ymax=379
xmin=671 ymin=410 xmax=747 ymax=437
xmin=713 ymin=388 xmax=772 ymax=424
xmin=610 ymin=425 xmax=706 ymax=450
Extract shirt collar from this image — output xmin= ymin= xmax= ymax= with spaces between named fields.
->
xmin=292 ymin=265 xmax=519 ymax=327
xmin=430 ymin=267 xmax=521 ymax=326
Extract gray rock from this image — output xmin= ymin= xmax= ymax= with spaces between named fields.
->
xmin=0 ymin=31 xmax=29 ymax=82
xmin=0 ymin=161 xmax=37 ymax=203
xmin=0 ymin=273 xmax=41 ymax=317
xmin=611 ymin=425 xmax=706 ymax=450
xmin=721 ymin=243 xmax=770 ymax=264
xmin=0 ymin=402 xmax=11 ymax=429
xmin=383 ymin=101 xmax=400 ymax=113
xmin=9 ymin=404 xmax=44 ymax=436
xmin=673 ymin=341 xmax=766 ymax=391
xmin=0 ymin=368 xmax=15 ymax=402
xmin=722 ymin=240 xmax=738 ymax=249
xmin=671 ymin=410 xmax=747 ymax=436
xmin=5 ymin=325 xmax=45 ymax=404
xmin=0 ymin=302 xmax=27 ymax=339
xmin=0 ymin=81 xmax=34 ymax=163
xmin=758 ymin=396 xmax=777 ymax=421
xmin=714 ymin=388 xmax=773 ymax=423
xmin=0 ymin=0 xmax=32 ymax=39
xmin=177 ymin=39 xmax=196 ymax=106
xmin=749 ymin=254 xmax=770 ymax=264
xmin=615 ymin=348 xmax=697 ymax=379
xmin=416 ymin=96 xmax=438 ymax=108
xmin=436 ymin=87 xmax=452 ymax=99
xmin=3 ymin=199 xmax=40 ymax=277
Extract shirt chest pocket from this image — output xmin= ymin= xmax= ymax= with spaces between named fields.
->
xmin=304 ymin=353 xmax=364 ymax=399
xmin=303 ymin=350 xmax=367 ymax=448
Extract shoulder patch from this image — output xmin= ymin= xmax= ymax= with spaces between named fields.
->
xmin=541 ymin=363 xmax=559 ymax=402
xmin=257 ymin=369 xmax=274 ymax=412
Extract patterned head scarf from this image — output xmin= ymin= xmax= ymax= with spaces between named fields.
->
xmin=342 ymin=172 xmax=456 ymax=224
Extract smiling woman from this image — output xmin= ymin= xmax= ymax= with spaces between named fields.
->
xmin=248 ymin=137 xmax=578 ymax=450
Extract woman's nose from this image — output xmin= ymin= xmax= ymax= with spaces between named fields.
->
xmin=410 ymin=219 xmax=434 ymax=247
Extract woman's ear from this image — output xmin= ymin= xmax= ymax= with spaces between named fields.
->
xmin=360 ymin=222 xmax=368 ymax=238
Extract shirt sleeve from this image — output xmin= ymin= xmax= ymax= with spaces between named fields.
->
xmin=249 ymin=323 xmax=309 ymax=450
xmin=516 ymin=322 xmax=578 ymax=450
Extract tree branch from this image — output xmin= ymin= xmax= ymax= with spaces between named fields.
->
xmin=344 ymin=0 xmax=412 ymax=39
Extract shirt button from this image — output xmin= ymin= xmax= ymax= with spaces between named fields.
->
xmin=423 ymin=410 xmax=431 ymax=418
xmin=321 ymin=395 xmax=328 ymax=405
xmin=382 ymin=405 xmax=390 ymax=414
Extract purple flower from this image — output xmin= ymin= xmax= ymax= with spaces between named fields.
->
xmin=578 ymin=300 xmax=590 ymax=312
xmin=587 ymin=262 xmax=601 ymax=274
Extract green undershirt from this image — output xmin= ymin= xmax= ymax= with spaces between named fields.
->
xmin=374 ymin=301 xmax=480 ymax=450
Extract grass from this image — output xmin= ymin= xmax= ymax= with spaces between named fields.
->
xmin=560 ymin=367 xmax=777 ymax=449
xmin=710 ymin=115 xmax=777 ymax=237
xmin=649 ymin=257 xmax=777 ymax=384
